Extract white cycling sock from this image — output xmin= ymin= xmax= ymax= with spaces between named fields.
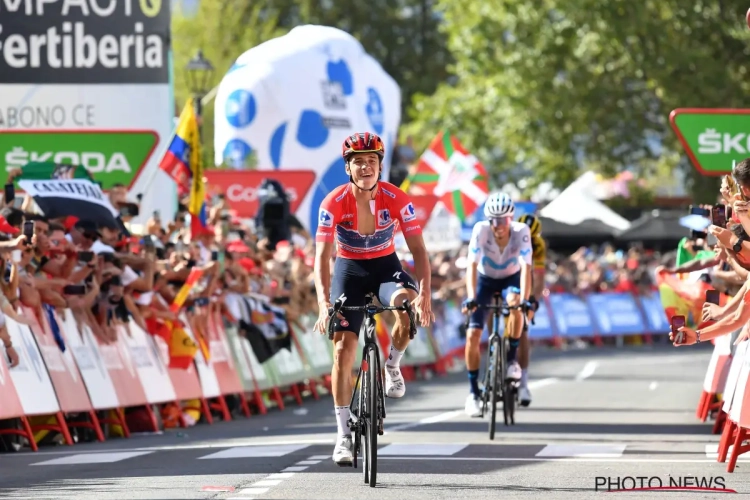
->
xmin=386 ymin=345 xmax=404 ymax=368
xmin=335 ymin=406 xmax=350 ymax=437
xmin=521 ymin=368 xmax=528 ymax=387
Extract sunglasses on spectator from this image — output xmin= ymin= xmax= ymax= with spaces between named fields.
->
xmin=489 ymin=217 xmax=511 ymax=227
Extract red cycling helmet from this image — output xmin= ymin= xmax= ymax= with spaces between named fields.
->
xmin=341 ymin=132 xmax=385 ymax=161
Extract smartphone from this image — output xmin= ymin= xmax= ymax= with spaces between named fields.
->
xmin=62 ymin=284 xmax=87 ymax=295
xmin=211 ymin=250 xmax=219 ymax=261
xmin=78 ymin=251 xmax=95 ymax=263
xmin=142 ymin=235 xmax=155 ymax=252
xmin=4 ymin=183 xmax=14 ymax=204
xmin=706 ymin=289 xmax=720 ymax=305
xmin=712 ymin=204 xmax=727 ymax=227
xmin=22 ymin=221 xmax=33 ymax=244
xmin=152 ymin=210 xmax=160 ymax=221
xmin=119 ymin=202 xmax=140 ymax=218
xmin=707 ymin=234 xmax=718 ymax=247
xmin=689 ymin=205 xmax=710 ymax=217
xmin=671 ymin=315 xmax=686 ymax=344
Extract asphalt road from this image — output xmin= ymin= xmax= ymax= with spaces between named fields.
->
xmin=0 ymin=343 xmax=745 ymax=500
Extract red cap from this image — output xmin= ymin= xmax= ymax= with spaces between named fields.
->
xmin=238 ymin=257 xmax=256 ymax=272
xmin=63 ymin=216 xmax=79 ymax=231
xmin=0 ymin=216 xmax=19 ymax=235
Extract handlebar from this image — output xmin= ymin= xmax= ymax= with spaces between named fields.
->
xmin=326 ymin=295 xmax=418 ymax=341
xmin=463 ymin=301 xmax=526 ymax=330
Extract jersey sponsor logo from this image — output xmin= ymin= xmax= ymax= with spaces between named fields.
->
xmin=481 ymin=256 xmax=518 ymax=271
xmin=377 ymin=209 xmax=391 ymax=226
xmin=319 ymin=208 xmax=333 ymax=227
xmin=520 ymin=248 xmax=532 ymax=257
xmin=343 ymin=213 xmax=354 ymax=219
xmin=400 ymin=202 xmax=417 ymax=222
xmin=381 ymin=187 xmax=397 ymax=198
xmin=393 ymin=271 xmax=402 ymax=279
xmin=404 ymin=226 xmax=420 ymax=232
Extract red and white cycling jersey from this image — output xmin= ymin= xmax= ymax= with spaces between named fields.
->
xmin=315 ymin=182 xmax=422 ymax=259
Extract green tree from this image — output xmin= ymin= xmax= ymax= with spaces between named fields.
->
xmin=405 ymin=0 xmax=750 ymax=201
xmin=171 ymin=0 xmax=286 ymax=166
xmin=272 ymin=0 xmax=451 ymax=115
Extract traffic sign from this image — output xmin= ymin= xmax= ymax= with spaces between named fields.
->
xmin=669 ymin=108 xmax=750 ymax=176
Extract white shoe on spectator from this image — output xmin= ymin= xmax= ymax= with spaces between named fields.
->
xmin=332 ymin=434 xmax=353 ymax=465
xmin=385 ymin=365 xmax=405 ymax=398
xmin=465 ymin=393 xmax=482 ymax=417
xmin=506 ymin=361 xmax=522 ymax=380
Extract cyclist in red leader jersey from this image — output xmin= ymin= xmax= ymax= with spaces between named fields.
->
xmin=313 ymin=132 xmax=434 ymax=466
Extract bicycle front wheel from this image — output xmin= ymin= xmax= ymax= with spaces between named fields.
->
xmin=367 ymin=346 xmax=379 ymax=487
xmin=488 ymin=336 xmax=500 ymax=440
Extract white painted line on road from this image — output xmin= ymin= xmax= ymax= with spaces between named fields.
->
xmin=705 ymin=443 xmax=735 ymax=458
xmin=528 ymin=377 xmax=559 ymax=389
xmin=379 ymin=443 xmax=469 ymax=456
xmin=536 ymin=444 xmax=626 ymax=458
xmin=575 ymin=361 xmax=599 ymax=381
xmin=308 ymin=455 xmax=329 ymax=460
xmin=267 ymin=472 xmax=296 ymax=479
xmin=3 ymin=438 xmax=334 ymax=457
xmin=236 ymin=488 xmax=269 ymax=495
xmin=380 ymin=456 xmax=750 ymax=464
xmin=30 ymin=451 xmax=153 ymax=466
xmin=252 ymin=479 xmax=282 ymax=487
xmin=281 ymin=466 xmax=308 ymax=472
xmin=295 ymin=460 xmax=321 ymax=465
xmin=385 ymin=378 xmax=558 ymax=435
xmin=197 ymin=444 xmax=310 ymax=459
xmin=649 ymin=381 xmax=658 ymax=391
xmin=385 ymin=409 xmax=463 ymax=434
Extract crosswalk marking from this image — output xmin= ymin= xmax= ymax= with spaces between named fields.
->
xmin=536 ymin=444 xmax=626 ymax=458
xmin=31 ymin=451 xmax=153 ymax=466
xmin=379 ymin=443 xmax=469 ymax=456
xmin=198 ymin=444 xmax=310 ymax=459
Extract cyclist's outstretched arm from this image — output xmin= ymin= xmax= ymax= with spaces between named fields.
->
xmin=404 ymin=234 xmax=431 ymax=298
xmin=314 ymin=241 xmax=334 ymax=308
xmin=519 ymin=227 xmax=532 ymax=302
xmin=466 ymin=261 xmax=478 ymax=302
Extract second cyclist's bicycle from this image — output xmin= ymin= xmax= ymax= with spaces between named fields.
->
xmin=327 ymin=293 xmax=417 ymax=488
xmin=465 ymin=293 xmax=526 ymax=439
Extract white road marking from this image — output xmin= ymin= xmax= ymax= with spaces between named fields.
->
xmin=536 ymin=444 xmax=626 ymax=458
xmin=281 ymin=466 xmax=308 ymax=472
xmin=379 ymin=443 xmax=468 ymax=456
xmin=295 ymin=460 xmax=321 ymax=465
xmin=31 ymin=451 xmax=153 ymax=466
xmin=575 ymin=361 xmax=599 ymax=381
xmin=198 ymin=444 xmax=310 ymax=459
xmin=386 ymin=377 xmax=558 ymax=434
xmin=3 ymin=438 xmax=334 ymax=457
xmin=380 ymin=456 xmax=750 ymax=463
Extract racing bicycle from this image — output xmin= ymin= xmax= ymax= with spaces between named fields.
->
xmin=465 ymin=293 xmax=527 ymax=439
xmin=327 ymin=293 xmax=417 ymax=488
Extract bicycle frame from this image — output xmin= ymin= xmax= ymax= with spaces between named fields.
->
xmin=348 ymin=303 xmax=386 ymax=433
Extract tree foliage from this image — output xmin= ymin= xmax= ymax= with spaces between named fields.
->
xmin=404 ymin=0 xmax=750 ymax=201
xmin=171 ymin=0 xmax=450 ymax=165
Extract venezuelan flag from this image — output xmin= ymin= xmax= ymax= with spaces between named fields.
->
xmin=159 ymin=98 xmax=201 ymax=197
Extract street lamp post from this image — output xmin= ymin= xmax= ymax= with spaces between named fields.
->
xmin=184 ymin=49 xmax=214 ymax=144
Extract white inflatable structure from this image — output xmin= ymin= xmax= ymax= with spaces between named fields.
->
xmin=214 ymin=25 xmax=401 ymax=234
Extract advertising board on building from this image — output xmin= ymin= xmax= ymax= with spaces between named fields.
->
xmin=0 ymin=0 xmax=173 ymax=219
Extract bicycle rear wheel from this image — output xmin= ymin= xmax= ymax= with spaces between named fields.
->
xmin=488 ymin=336 xmax=500 ymax=440
xmin=366 ymin=346 xmax=379 ymax=487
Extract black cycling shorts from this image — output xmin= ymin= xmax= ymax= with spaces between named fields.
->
xmin=330 ymin=252 xmax=419 ymax=335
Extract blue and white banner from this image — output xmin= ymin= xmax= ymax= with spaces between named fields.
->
xmin=213 ymin=25 xmax=401 ymax=235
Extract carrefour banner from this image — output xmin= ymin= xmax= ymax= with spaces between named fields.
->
xmin=213 ymin=25 xmax=401 ymax=235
